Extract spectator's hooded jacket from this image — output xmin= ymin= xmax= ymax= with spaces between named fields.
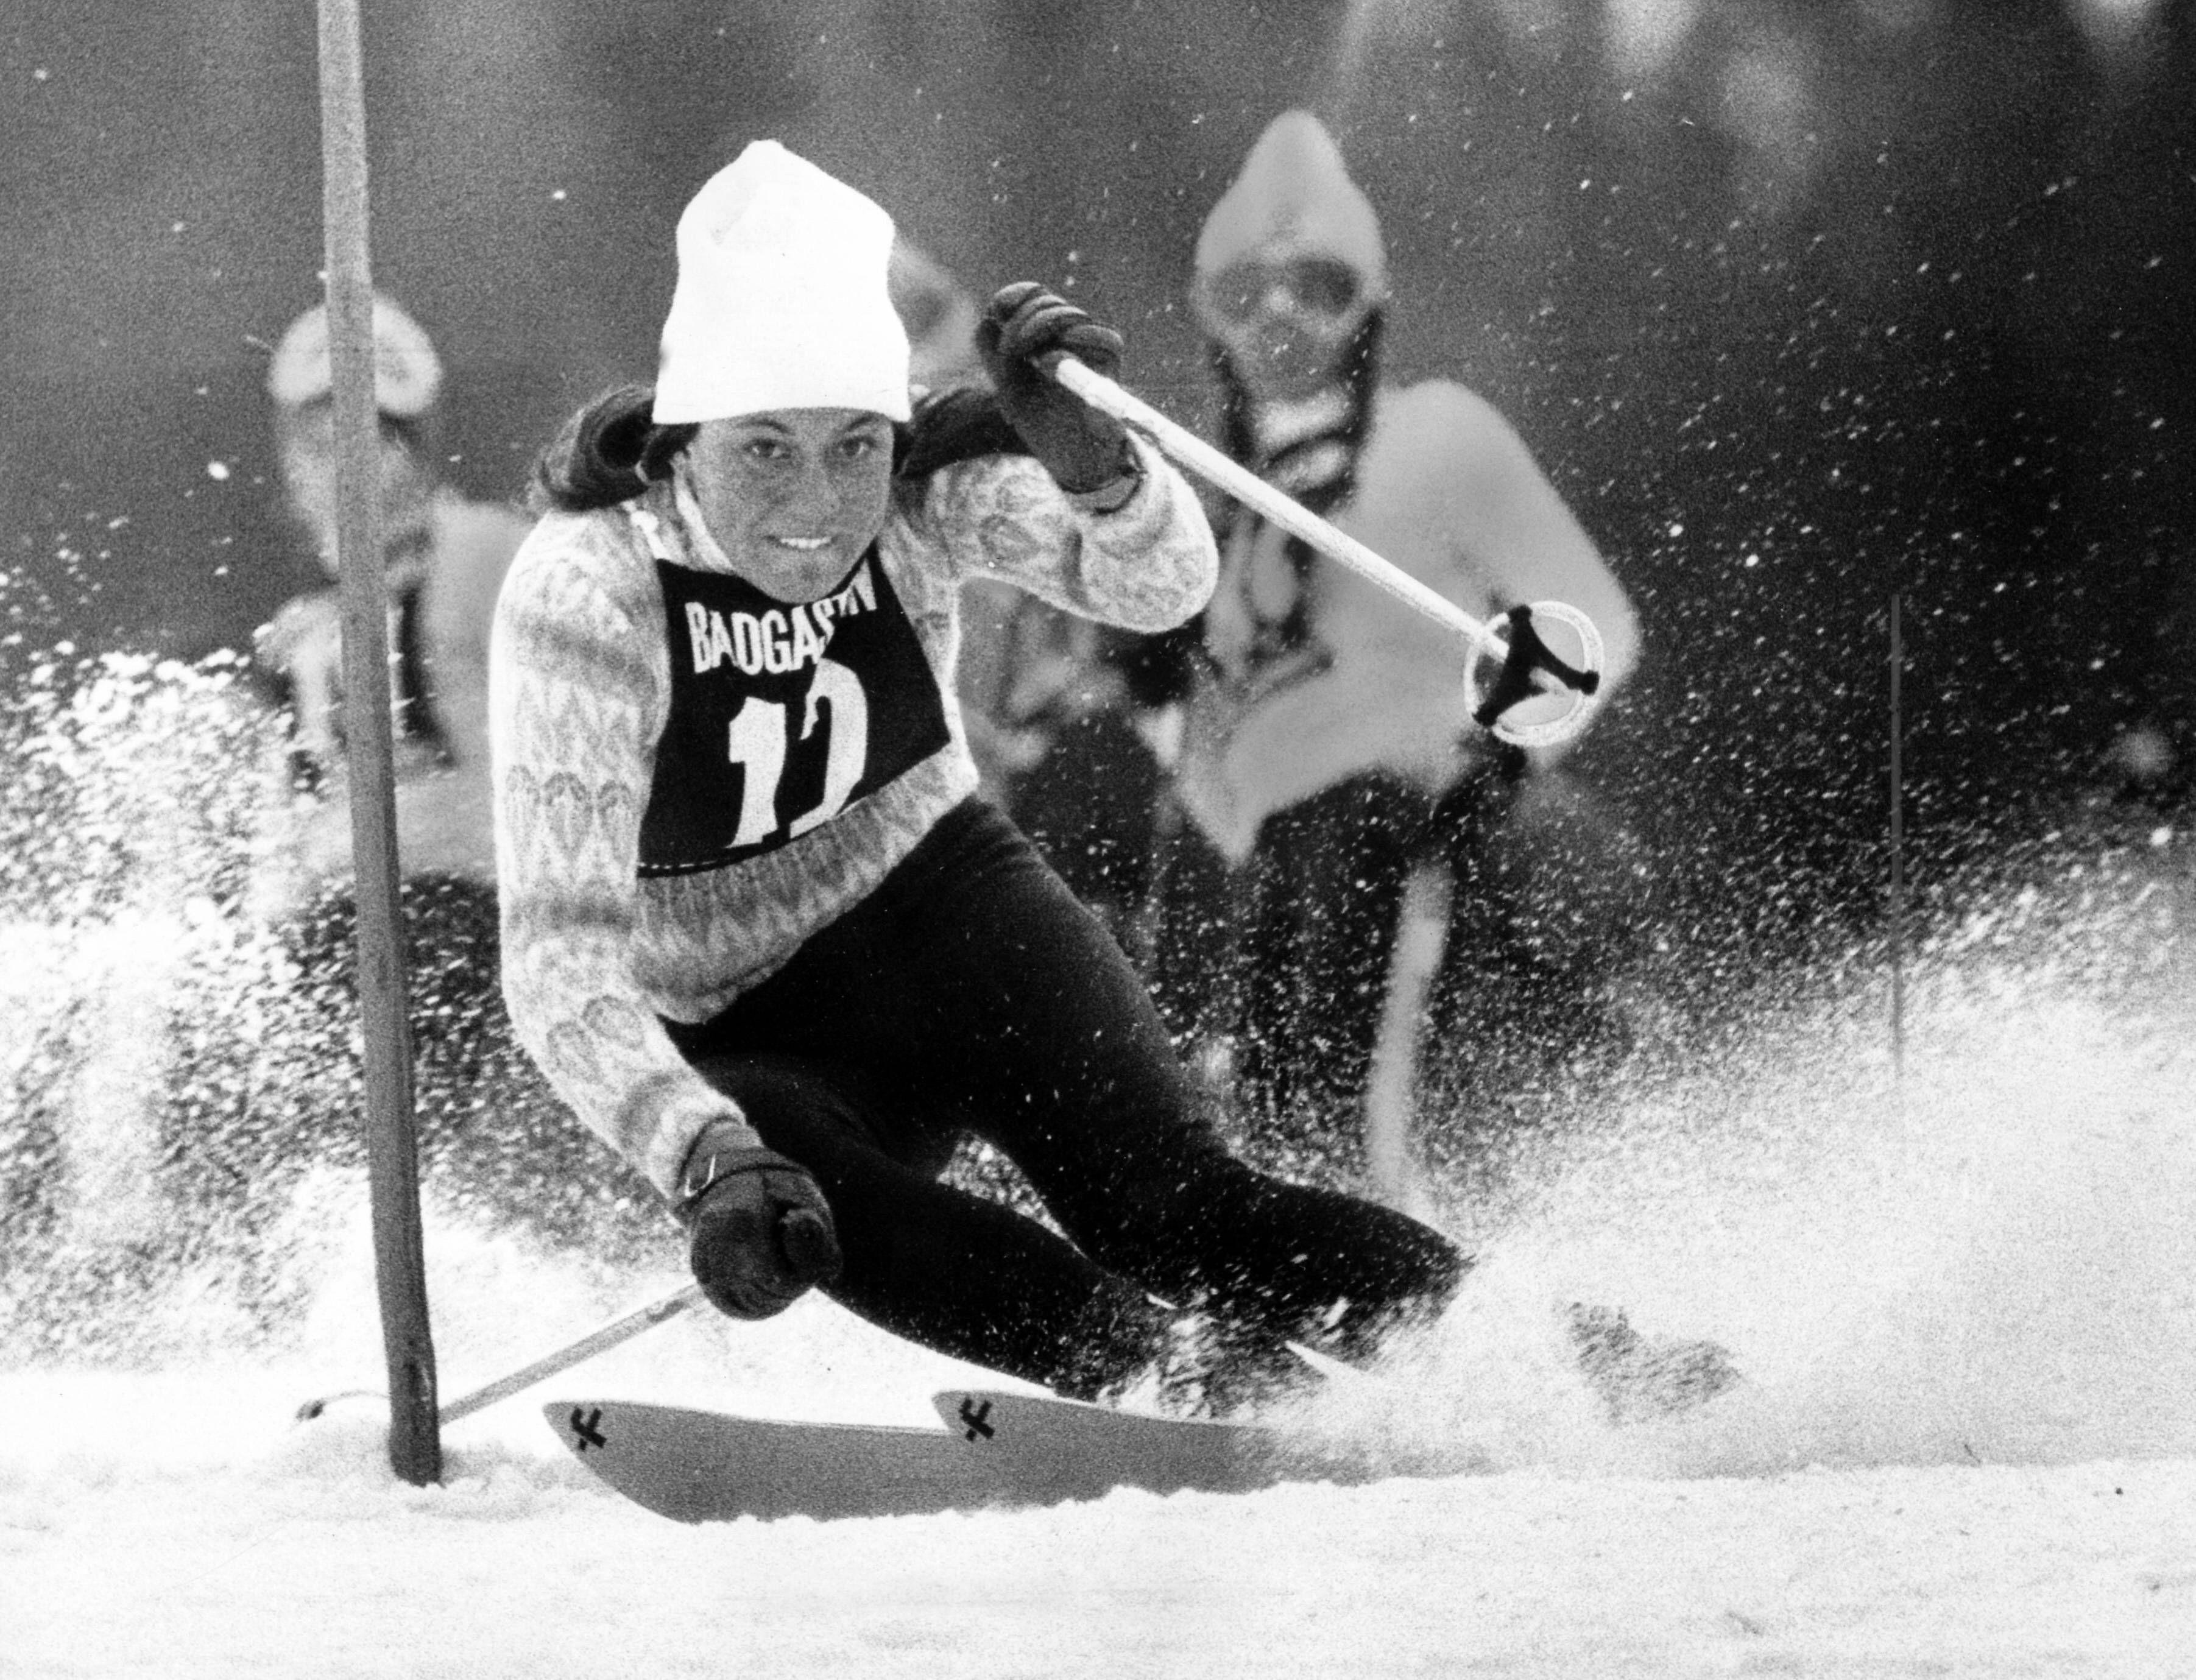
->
xmin=1181 ymin=111 xmax=1639 ymax=860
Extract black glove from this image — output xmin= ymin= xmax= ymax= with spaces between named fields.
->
xmin=976 ymin=282 xmax=1136 ymax=494
xmin=676 ymin=1123 xmax=843 ymax=1321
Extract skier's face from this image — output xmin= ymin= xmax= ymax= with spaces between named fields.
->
xmin=1199 ymin=255 xmax=1366 ymax=399
xmin=686 ymin=408 xmax=897 ymax=603
xmin=278 ymin=401 xmax=437 ymax=577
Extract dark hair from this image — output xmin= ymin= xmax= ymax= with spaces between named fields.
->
xmin=529 ymin=381 xmax=1033 ymax=515
xmin=895 ymin=384 xmax=1032 ymax=478
xmin=529 ymin=386 xmax=697 ymax=513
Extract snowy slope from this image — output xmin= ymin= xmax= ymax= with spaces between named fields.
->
xmin=10 ymin=903 xmax=2196 ymax=1678
xmin=4 ymin=1311 xmax=2193 ymax=1677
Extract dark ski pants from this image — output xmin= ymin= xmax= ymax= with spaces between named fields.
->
xmin=665 ymin=797 xmax=1466 ymax=1399
xmin=1145 ymin=775 xmax=1449 ymax=1182
xmin=1146 ymin=758 xmax=1629 ymax=1188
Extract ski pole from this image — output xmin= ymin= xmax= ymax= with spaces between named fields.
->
xmin=439 ymin=1283 xmax=704 ymax=1424
xmin=1042 ymin=353 xmax=1606 ymax=746
xmin=298 ymin=1283 xmax=705 ymax=1425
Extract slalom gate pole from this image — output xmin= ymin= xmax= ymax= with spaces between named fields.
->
xmin=439 ymin=1285 xmax=705 ymax=1425
xmin=1046 ymin=355 xmax=1519 ymax=666
xmin=316 ymin=0 xmax=440 ymax=1486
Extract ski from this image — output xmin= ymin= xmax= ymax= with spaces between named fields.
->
xmin=545 ymin=1389 xmax=1418 ymax=1524
xmin=928 ymin=1388 xmax=1375 ymax=1499
xmin=545 ymin=1399 xmax=1012 ymax=1523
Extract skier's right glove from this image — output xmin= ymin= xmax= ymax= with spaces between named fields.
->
xmin=976 ymin=283 xmax=1137 ymax=495
xmin=676 ymin=1122 xmax=843 ymax=1321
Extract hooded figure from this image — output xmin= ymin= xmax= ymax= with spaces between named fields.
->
xmin=103 ymin=295 xmax=655 ymax=1299
xmin=1145 ymin=111 xmax=1643 ymax=1191
xmin=253 ymin=291 xmax=534 ymax=916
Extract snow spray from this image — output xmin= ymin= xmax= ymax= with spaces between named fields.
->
xmin=1306 ymin=833 xmax=2196 ymax=1481
xmin=7 ymin=651 xmax=2195 ymax=1488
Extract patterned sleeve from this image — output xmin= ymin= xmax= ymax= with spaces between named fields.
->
xmin=916 ymin=434 xmax=1218 ymax=630
xmin=489 ymin=521 xmax=758 ymax=1200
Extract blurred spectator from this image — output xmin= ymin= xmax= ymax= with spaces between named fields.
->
xmin=889 ymin=238 xmax=984 ymax=398
xmin=894 ymin=241 xmax=1170 ymax=929
xmin=1134 ymin=111 xmax=1644 ymax=1191
xmin=232 ymin=294 xmax=657 ymax=1258
xmin=250 ymin=292 xmax=531 ymax=918
xmin=886 ymin=238 xmax=1034 ymax=805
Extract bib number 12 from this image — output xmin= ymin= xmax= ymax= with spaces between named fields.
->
xmin=724 ymin=658 xmax=869 ymax=847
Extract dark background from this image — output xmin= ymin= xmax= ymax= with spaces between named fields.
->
xmin=5 ymin=0 xmax=2192 ymax=959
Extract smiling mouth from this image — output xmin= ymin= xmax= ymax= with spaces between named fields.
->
xmin=771 ymin=536 xmax=832 ymax=551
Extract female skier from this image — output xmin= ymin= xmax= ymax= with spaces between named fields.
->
xmin=489 ymin=140 xmax=1466 ymax=1412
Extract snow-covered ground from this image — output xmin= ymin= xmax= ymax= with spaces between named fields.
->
xmin=4 ymin=666 xmax=2194 ymax=1676
xmin=7 ymin=900 xmax=2195 ymax=1678
xmin=5 ymin=1360 xmax=2191 ymax=1678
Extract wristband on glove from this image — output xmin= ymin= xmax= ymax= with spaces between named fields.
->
xmin=1065 ymin=442 xmax=1144 ymax=513
xmin=676 ymin=1131 xmax=781 ymax=1213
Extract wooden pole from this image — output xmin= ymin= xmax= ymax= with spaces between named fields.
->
xmin=316 ymin=0 xmax=440 ymax=1486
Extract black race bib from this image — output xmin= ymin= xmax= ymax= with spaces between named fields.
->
xmin=638 ymin=551 xmax=950 ymax=876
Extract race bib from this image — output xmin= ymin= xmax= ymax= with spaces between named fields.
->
xmin=638 ymin=551 xmax=950 ymax=875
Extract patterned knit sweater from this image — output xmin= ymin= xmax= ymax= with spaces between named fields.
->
xmin=489 ymin=436 xmax=1213 ymax=1199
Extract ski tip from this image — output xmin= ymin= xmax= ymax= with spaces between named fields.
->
xmin=546 ymin=1399 xmax=612 ymax=1455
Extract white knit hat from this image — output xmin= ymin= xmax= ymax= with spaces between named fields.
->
xmin=267 ymin=292 xmax=443 ymax=418
xmin=654 ymin=141 xmax=912 ymax=425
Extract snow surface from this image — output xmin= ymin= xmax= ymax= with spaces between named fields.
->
xmin=4 ymin=666 xmax=2195 ymax=1676
xmin=10 ymin=908 xmax=2196 ymax=1679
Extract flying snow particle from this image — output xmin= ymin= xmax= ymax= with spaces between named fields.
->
xmin=205 ymin=462 xmax=230 ymax=482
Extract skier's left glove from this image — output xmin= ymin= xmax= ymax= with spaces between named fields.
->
xmin=676 ymin=1122 xmax=843 ymax=1321
xmin=977 ymin=282 xmax=1139 ymax=496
